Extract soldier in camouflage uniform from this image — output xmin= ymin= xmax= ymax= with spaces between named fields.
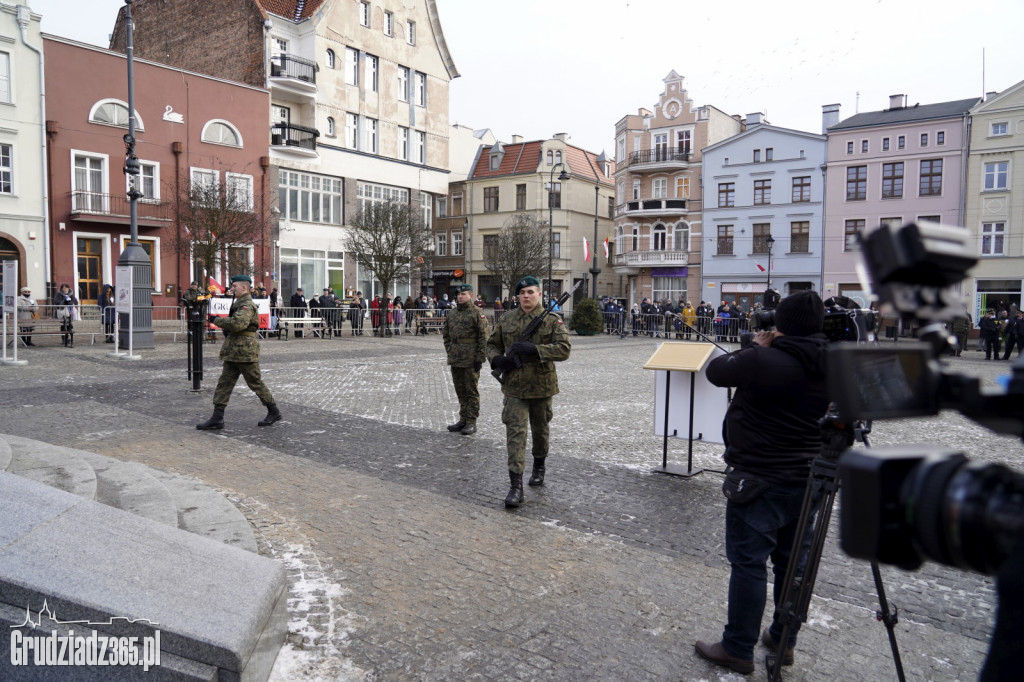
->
xmin=486 ymin=276 xmax=571 ymax=508
xmin=196 ymin=275 xmax=282 ymax=430
xmin=442 ymin=284 xmax=490 ymax=435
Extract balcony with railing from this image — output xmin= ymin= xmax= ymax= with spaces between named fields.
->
xmin=613 ymin=249 xmax=691 ymax=268
xmin=619 ymin=198 xmax=688 ymax=217
xmin=268 ymin=54 xmax=318 ymax=101
xmin=67 ymin=191 xmax=173 ymax=227
xmin=623 ymin=148 xmax=692 ymax=169
xmin=270 ymin=123 xmax=320 ymax=157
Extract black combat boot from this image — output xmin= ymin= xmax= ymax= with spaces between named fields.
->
xmin=446 ymin=420 xmax=466 ymax=432
xmin=528 ymin=458 xmax=546 ymax=486
xmin=258 ymin=403 xmax=282 ymax=426
xmin=196 ymin=406 xmax=226 ymax=430
xmin=460 ymin=422 xmax=476 ymax=436
xmin=504 ymin=471 xmax=524 ymax=509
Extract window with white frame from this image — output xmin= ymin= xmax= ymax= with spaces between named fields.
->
xmin=652 ymin=178 xmax=667 ymax=199
xmin=420 ymin=193 xmax=431 ymax=226
xmin=398 ymin=127 xmax=409 ymax=160
xmin=415 ymin=72 xmax=426 ymax=106
xmin=279 ymin=170 xmax=343 ymax=224
xmin=406 ymin=20 xmax=416 ymax=45
xmin=452 ymin=231 xmax=463 ymax=256
xmin=616 ymin=180 xmax=624 ymax=204
xmin=326 ymin=116 xmax=335 ymax=137
xmin=0 ymin=52 xmax=10 ymax=104
xmin=984 ymin=161 xmax=1008 ymax=191
xmin=201 ymin=120 xmax=242 ymax=147
xmin=359 ymin=1 xmax=370 ymax=27
xmin=415 ymin=131 xmax=426 ymax=164
xmin=325 ymin=49 xmax=336 ymax=69
xmin=365 ymin=54 xmax=378 ymax=92
xmin=397 ymin=66 xmax=409 ymax=101
xmin=135 ymin=161 xmax=159 ymax=201
xmin=226 ymin=173 xmax=254 ymax=211
xmin=363 ymin=118 xmax=378 ymax=153
xmin=190 ymin=167 xmax=218 ymax=192
xmin=991 ymin=122 xmax=1008 ymax=136
xmin=632 ymin=179 xmax=640 ymax=200
xmin=435 ymin=233 xmax=447 ymax=256
xmin=89 ymin=99 xmax=143 ymax=130
xmin=384 ymin=11 xmax=394 ymax=35
xmin=0 ymin=143 xmax=12 ymax=194
xmin=73 ymin=152 xmax=108 ymax=212
xmin=356 ymin=181 xmax=408 ymax=214
xmin=674 ymin=221 xmax=689 ymax=250
xmin=345 ymin=48 xmax=359 ymax=86
xmin=982 ymin=222 xmax=1005 ymax=256
xmin=436 ymin=197 xmax=447 ymax=218
xmin=345 ymin=113 xmax=358 ymax=149
xmin=652 ymin=224 xmax=666 ymax=250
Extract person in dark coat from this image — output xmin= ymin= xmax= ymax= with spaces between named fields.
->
xmin=99 ymin=283 xmax=116 ymax=343
xmin=1002 ymin=310 xmax=1023 ymax=360
xmin=979 ymin=309 xmax=1001 ymax=360
xmin=349 ymin=292 xmax=366 ymax=335
xmin=289 ymin=288 xmax=307 ymax=337
xmin=695 ymin=291 xmax=829 ymax=675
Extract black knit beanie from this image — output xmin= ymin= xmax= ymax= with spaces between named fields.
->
xmin=774 ymin=291 xmax=824 ymax=337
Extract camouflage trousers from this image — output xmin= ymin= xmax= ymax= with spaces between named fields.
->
xmin=450 ymin=366 xmax=481 ymax=423
xmin=501 ymin=395 xmax=552 ymax=474
xmin=213 ymin=361 xmax=275 ymax=407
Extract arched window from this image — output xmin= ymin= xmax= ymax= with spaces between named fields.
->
xmin=555 ymin=150 xmax=562 ymax=165
xmin=653 ymin=223 xmax=667 ymax=250
xmin=326 ymin=117 xmax=336 ymax=137
xmin=201 ymin=120 xmax=243 ymax=147
xmin=88 ymin=99 xmax=144 ymax=130
xmin=326 ymin=49 xmax=336 ymax=69
xmin=631 ymin=225 xmax=639 ymax=251
xmin=674 ymin=221 xmax=690 ymax=251
xmin=546 ymin=150 xmax=553 ymax=165
xmin=616 ymin=225 xmax=624 ymax=254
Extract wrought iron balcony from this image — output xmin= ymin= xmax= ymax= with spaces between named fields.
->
xmin=624 ymin=149 xmax=691 ymax=168
xmin=67 ymin=191 xmax=173 ymax=226
xmin=269 ymin=54 xmax=318 ymax=85
xmin=271 ymin=123 xmax=320 ymax=153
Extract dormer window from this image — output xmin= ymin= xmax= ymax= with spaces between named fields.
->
xmin=489 ymin=154 xmax=500 ymax=171
xmin=89 ymin=99 xmax=144 ymax=130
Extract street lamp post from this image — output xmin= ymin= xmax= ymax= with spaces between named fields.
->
xmin=547 ymin=162 xmax=569 ymax=306
xmin=765 ymin=234 xmax=776 ymax=305
xmin=590 ymin=184 xmax=601 ymax=299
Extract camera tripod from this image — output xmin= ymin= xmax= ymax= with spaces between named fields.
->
xmin=766 ymin=408 xmax=906 ymax=682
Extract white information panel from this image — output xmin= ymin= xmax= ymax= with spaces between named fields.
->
xmin=2 ymin=260 xmax=15 ymax=313
xmin=650 ymin=345 xmax=730 ymax=444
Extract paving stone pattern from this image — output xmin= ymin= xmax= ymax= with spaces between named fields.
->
xmin=1 ymin=334 xmax=1018 ymax=680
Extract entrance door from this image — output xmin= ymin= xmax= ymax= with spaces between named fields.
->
xmin=77 ymin=237 xmax=102 ymax=303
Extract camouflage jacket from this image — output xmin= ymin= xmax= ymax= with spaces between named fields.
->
xmin=486 ymin=305 xmax=571 ymax=399
xmin=442 ymin=301 xmax=489 ymax=367
xmin=213 ymin=292 xmax=260 ymax=362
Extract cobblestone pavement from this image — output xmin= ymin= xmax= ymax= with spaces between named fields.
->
xmin=2 ymin=333 xmax=1020 ymax=681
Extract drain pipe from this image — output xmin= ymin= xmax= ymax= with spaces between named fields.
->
xmin=18 ymin=3 xmax=51 ymax=292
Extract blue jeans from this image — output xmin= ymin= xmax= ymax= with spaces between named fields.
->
xmin=721 ymin=483 xmax=818 ymax=660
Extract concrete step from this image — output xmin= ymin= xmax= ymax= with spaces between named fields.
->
xmin=0 ymin=471 xmax=286 ymax=681
xmin=0 ymin=435 xmax=10 ymax=470
xmin=149 ymin=469 xmax=258 ymax=553
xmin=4 ymin=434 xmax=97 ymax=500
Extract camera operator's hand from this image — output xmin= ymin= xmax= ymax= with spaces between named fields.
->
xmin=752 ymin=330 xmax=782 ymax=347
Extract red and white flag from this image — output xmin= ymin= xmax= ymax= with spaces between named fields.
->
xmin=604 ymin=237 xmax=610 ymax=259
xmin=208 ymin=275 xmax=223 ymax=291
xmin=755 ymin=263 xmax=766 ymax=272
xmin=583 ymin=236 xmax=591 ymax=263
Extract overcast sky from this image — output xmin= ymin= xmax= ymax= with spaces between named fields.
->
xmin=28 ymin=0 xmax=1024 ymax=155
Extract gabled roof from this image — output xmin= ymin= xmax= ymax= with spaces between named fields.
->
xmin=469 ymin=139 xmax=614 ymax=186
xmin=254 ymin=0 xmax=325 ymax=21
xmin=830 ymin=97 xmax=980 ymax=131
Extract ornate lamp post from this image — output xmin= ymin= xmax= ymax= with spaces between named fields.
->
xmin=547 ymin=162 xmax=570 ymax=305
xmin=765 ymin=234 xmax=776 ymax=304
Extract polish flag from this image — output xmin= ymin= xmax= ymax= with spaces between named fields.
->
xmin=604 ymin=237 xmax=610 ymax=259
xmin=755 ymin=263 xmax=766 ymax=272
xmin=583 ymin=236 xmax=591 ymax=263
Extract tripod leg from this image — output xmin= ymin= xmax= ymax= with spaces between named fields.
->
xmin=871 ymin=561 xmax=907 ymax=682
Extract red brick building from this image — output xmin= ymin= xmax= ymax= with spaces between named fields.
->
xmin=44 ymin=35 xmax=271 ymax=304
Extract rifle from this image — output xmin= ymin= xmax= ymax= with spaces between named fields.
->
xmin=492 ymin=281 xmax=580 ymax=384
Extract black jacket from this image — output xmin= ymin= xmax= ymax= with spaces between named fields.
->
xmin=706 ymin=334 xmax=830 ymax=485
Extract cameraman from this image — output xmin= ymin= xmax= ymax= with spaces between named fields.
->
xmin=695 ymin=290 xmax=829 ymax=675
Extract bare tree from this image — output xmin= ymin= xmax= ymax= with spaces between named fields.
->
xmin=483 ymin=213 xmax=550 ymax=298
xmin=345 ymin=200 xmax=432 ymax=300
xmin=171 ymin=177 xmax=265 ymax=287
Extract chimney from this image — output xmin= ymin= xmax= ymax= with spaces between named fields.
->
xmin=553 ymin=132 xmax=569 ymax=143
xmin=821 ymin=103 xmax=840 ymax=134
xmin=746 ymin=112 xmax=763 ymax=127
xmin=511 ymin=134 xmax=523 ymax=144
xmin=985 ymin=91 xmax=998 ymax=101
xmin=888 ymin=94 xmax=907 ymax=110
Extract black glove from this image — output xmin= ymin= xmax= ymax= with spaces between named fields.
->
xmin=472 ymin=361 xmax=482 ymax=372
xmin=490 ymin=355 xmax=516 ymax=372
xmin=509 ymin=341 xmax=538 ymax=357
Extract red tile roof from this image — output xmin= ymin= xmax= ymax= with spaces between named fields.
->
xmin=254 ymin=0 xmax=325 ymax=21
xmin=470 ymin=140 xmax=614 ymax=186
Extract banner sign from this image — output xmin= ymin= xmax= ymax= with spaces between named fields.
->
xmin=208 ymin=296 xmax=271 ymax=329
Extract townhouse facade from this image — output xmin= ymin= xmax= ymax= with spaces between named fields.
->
xmin=0 ymin=2 xmax=46 ymax=296
xmin=111 ymin=0 xmax=457 ymax=300
xmin=701 ymin=116 xmax=827 ymax=309
xmin=459 ymin=134 xmax=615 ymax=304
xmin=612 ymin=71 xmax=741 ymax=307
xmin=963 ymin=81 xmax=1024 ymax=318
xmin=43 ymin=36 xmax=270 ymax=306
xmin=822 ymin=95 xmax=979 ymax=307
